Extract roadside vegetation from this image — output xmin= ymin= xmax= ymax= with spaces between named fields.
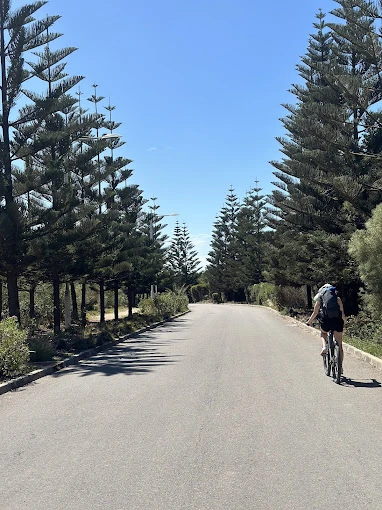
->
xmin=0 ymin=289 xmax=189 ymax=382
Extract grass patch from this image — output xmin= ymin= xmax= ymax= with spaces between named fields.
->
xmin=343 ymin=336 xmax=382 ymax=359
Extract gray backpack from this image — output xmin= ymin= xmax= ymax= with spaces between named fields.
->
xmin=320 ymin=287 xmax=341 ymax=318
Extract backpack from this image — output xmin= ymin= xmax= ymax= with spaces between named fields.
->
xmin=320 ymin=286 xmax=341 ymax=318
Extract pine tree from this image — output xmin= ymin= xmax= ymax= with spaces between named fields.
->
xmin=167 ymin=221 xmax=201 ymax=287
xmin=267 ymin=10 xmax=368 ymax=312
xmin=206 ymin=187 xmax=243 ymax=301
xmin=0 ymin=1 xmax=77 ymax=319
xmin=21 ymin=32 xmax=107 ymax=333
xmin=236 ymin=181 xmax=267 ymax=289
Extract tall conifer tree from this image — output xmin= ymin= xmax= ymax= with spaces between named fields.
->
xmin=206 ymin=187 xmax=243 ymax=301
xmin=167 ymin=221 xmax=201 ymax=287
xmin=0 ymin=1 xmax=73 ymax=319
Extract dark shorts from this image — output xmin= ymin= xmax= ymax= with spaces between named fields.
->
xmin=319 ymin=317 xmax=344 ymax=333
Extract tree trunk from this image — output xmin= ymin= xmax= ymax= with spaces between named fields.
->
xmin=81 ymin=281 xmax=87 ymax=328
xmin=71 ymin=281 xmax=78 ymax=320
xmin=127 ymin=287 xmax=134 ymax=317
xmin=99 ymin=280 xmax=105 ymax=324
xmin=306 ymin=285 xmax=312 ymax=309
xmin=114 ymin=280 xmax=119 ymax=321
xmin=29 ymin=284 xmax=36 ymax=319
xmin=1 ymin=12 xmax=20 ymax=323
xmin=7 ymin=272 xmax=20 ymax=322
xmin=0 ymin=280 xmax=2 ymax=321
xmin=53 ymin=277 xmax=61 ymax=334
xmin=64 ymin=282 xmax=71 ymax=329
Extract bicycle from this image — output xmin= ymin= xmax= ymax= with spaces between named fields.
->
xmin=322 ymin=329 xmax=342 ymax=384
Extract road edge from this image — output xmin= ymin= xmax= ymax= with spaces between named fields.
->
xmin=0 ymin=310 xmax=191 ymax=396
xmin=220 ymin=303 xmax=382 ymax=372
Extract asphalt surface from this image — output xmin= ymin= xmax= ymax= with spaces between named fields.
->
xmin=1 ymin=303 xmax=382 ymax=510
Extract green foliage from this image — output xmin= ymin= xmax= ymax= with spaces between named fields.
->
xmin=0 ymin=318 xmax=29 ymax=378
xmin=249 ymin=283 xmax=307 ymax=310
xmin=138 ymin=298 xmax=159 ymax=318
xmin=211 ymin=293 xmax=221 ymax=304
xmin=167 ymin=222 xmax=201 ymax=287
xmin=349 ymin=204 xmax=382 ymax=314
xmin=54 ymin=327 xmax=96 ymax=352
xmin=263 ymin=6 xmax=382 ymax=314
xmin=190 ymin=283 xmax=209 ymax=302
xmin=139 ymin=289 xmax=189 ymax=319
xmin=343 ymin=312 xmax=382 ymax=358
xmin=207 ymin=184 xmax=268 ymax=302
xmin=274 ymin=286 xmax=307 ymax=310
xmin=28 ymin=335 xmax=55 ymax=362
xmin=248 ymin=283 xmax=277 ymax=307
xmin=95 ymin=330 xmax=114 ymax=346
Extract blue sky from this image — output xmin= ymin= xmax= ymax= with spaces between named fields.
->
xmin=15 ymin=0 xmax=336 ymax=266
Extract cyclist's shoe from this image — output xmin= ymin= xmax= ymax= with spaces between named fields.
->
xmin=321 ymin=346 xmax=327 ymax=356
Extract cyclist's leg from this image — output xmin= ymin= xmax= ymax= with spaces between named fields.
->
xmin=333 ymin=317 xmax=344 ymax=362
xmin=320 ymin=329 xmax=328 ymax=353
xmin=319 ymin=318 xmax=329 ymax=353
xmin=333 ymin=330 xmax=344 ymax=362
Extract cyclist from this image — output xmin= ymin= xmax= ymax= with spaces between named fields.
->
xmin=306 ymin=284 xmax=346 ymax=363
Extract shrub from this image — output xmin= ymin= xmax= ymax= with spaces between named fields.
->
xmin=0 ymin=317 xmax=30 ymax=378
xmin=211 ymin=293 xmax=221 ymax=304
xmin=248 ymin=283 xmax=307 ymax=310
xmin=138 ymin=298 xmax=159 ymax=318
xmin=248 ymin=283 xmax=277 ymax=306
xmin=349 ymin=204 xmax=382 ymax=314
xmin=274 ymin=286 xmax=307 ymax=310
xmin=28 ymin=335 xmax=56 ymax=362
xmin=345 ymin=312 xmax=382 ymax=344
xmin=139 ymin=290 xmax=188 ymax=319
xmin=53 ymin=326 xmax=97 ymax=352
xmin=96 ymin=330 xmax=114 ymax=346
xmin=190 ymin=283 xmax=209 ymax=303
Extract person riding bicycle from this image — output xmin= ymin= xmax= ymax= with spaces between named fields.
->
xmin=306 ymin=283 xmax=346 ymax=362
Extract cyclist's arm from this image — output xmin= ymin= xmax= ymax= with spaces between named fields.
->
xmin=307 ymin=301 xmax=320 ymax=326
xmin=338 ymin=297 xmax=346 ymax=325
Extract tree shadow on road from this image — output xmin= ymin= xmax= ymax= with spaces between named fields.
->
xmin=341 ymin=377 xmax=381 ymax=388
xmin=50 ymin=320 xmax=187 ymax=379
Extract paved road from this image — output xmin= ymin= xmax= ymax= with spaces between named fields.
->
xmin=1 ymin=304 xmax=381 ymax=510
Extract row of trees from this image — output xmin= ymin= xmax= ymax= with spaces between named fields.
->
xmin=0 ymin=0 xmax=201 ymax=332
xmin=206 ymin=183 xmax=268 ymax=302
xmin=206 ymin=0 xmax=382 ymax=316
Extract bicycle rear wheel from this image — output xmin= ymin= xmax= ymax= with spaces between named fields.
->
xmin=334 ymin=344 xmax=342 ymax=384
xmin=326 ymin=332 xmax=334 ymax=378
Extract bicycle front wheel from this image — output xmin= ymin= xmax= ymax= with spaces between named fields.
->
xmin=323 ymin=351 xmax=330 ymax=376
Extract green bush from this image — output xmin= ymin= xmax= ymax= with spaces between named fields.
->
xmin=96 ymin=330 xmax=114 ymax=346
xmin=28 ymin=335 xmax=56 ymax=362
xmin=190 ymin=283 xmax=209 ymax=303
xmin=139 ymin=298 xmax=159 ymax=318
xmin=0 ymin=317 xmax=30 ymax=378
xmin=54 ymin=326 xmax=97 ymax=352
xmin=248 ymin=283 xmax=307 ymax=310
xmin=248 ymin=283 xmax=277 ymax=306
xmin=349 ymin=204 xmax=382 ymax=314
xmin=139 ymin=290 xmax=188 ymax=319
xmin=211 ymin=293 xmax=221 ymax=303
xmin=274 ymin=286 xmax=307 ymax=309
xmin=345 ymin=313 xmax=382 ymax=344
